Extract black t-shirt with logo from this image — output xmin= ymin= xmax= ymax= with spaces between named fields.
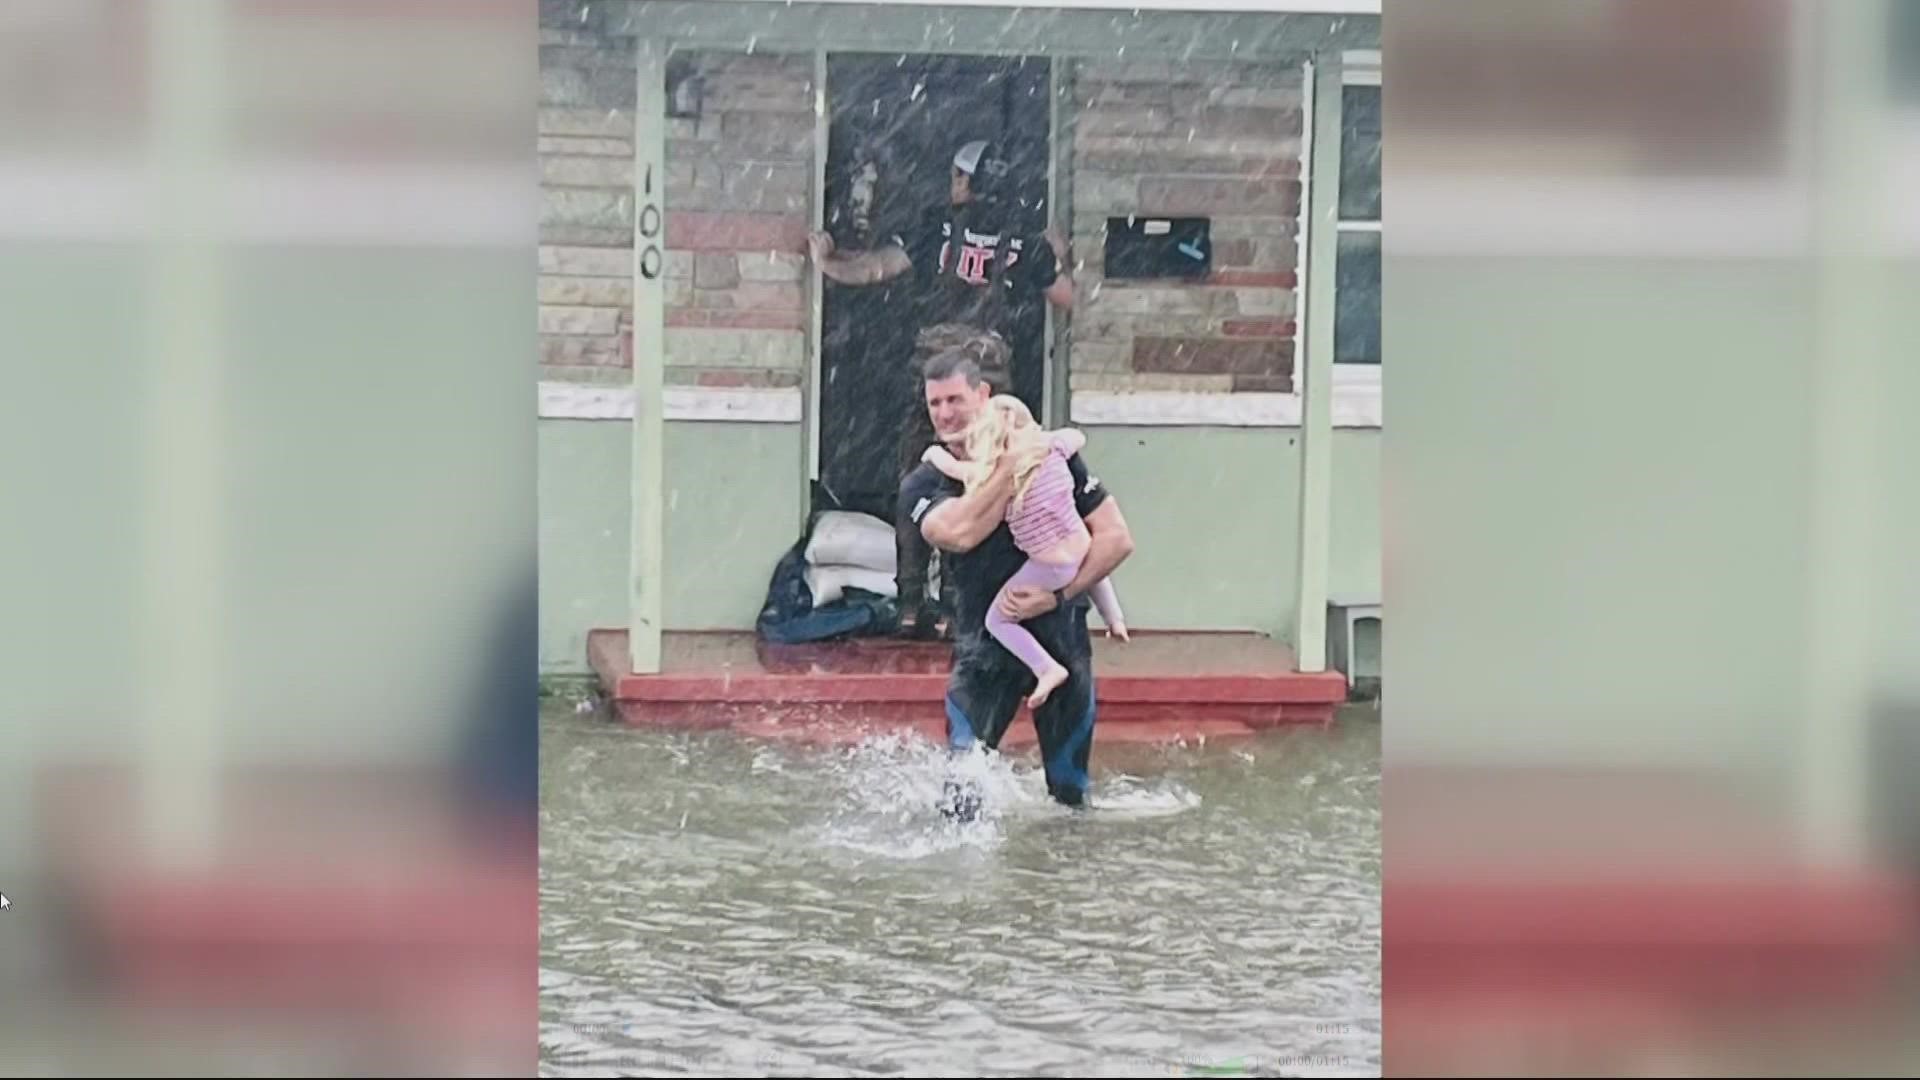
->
xmin=895 ymin=203 xmax=1060 ymax=334
xmin=896 ymin=452 xmax=1110 ymax=658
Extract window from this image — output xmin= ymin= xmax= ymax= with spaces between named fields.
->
xmin=1335 ymin=62 xmax=1380 ymax=367
xmin=1897 ymin=0 xmax=1920 ymax=104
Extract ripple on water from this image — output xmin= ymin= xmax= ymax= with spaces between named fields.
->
xmin=540 ymin=706 xmax=1380 ymax=1077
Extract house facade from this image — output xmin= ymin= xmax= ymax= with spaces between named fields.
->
xmin=535 ymin=0 xmax=1384 ymax=676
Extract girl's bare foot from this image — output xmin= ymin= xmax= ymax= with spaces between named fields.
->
xmin=1028 ymin=661 xmax=1069 ymax=709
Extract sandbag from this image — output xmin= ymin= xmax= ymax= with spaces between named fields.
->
xmin=805 ymin=562 xmax=898 ymax=608
xmin=803 ymin=510 xmax=896 ymax=574
xmin=755 ymin=539 xmax=897 ymax=645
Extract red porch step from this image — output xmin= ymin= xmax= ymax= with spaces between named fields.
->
xmin=32 ymin=764 xmax=535 ymax=1054
xmin=1383 ymin=767 xmax=1920 ymax=1073
xmin=588 ymin=628 xmax=1346 ymax=744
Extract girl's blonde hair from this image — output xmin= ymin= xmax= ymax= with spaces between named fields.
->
xmin=960 ymin=394 xmax=1053 ymax=512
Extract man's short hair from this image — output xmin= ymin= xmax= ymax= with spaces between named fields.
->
xmin=921 ymin=346 xmax=984 ymax=387
xmin=915 ymin=323 xmax=1010 ymax=390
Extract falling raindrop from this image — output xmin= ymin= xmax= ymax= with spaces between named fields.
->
xmin=578 ymin=5 xmax=588 ymax=24
xmin=746 ymin=35 xmax=757 ymax=54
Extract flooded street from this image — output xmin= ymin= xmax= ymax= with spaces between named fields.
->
xmin=540 ymin=698 xmax=1380 ymax=1077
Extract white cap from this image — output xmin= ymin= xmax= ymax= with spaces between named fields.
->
xmin=953 ymin=140 xmax=989 ymax=175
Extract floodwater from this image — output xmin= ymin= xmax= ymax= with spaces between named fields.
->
xmin=539 ymin=696 xmax=1382 ymax=1078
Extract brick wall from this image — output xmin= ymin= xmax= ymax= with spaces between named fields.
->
xmin=659 ymin=51 xmax=813 ymax=390
xmin=539 ymin=21 xmax=636 ymax=375
xmin=537 ymin=21 xmax=1300 ymax=400
xmin=1067 ymin=60 xmax=1303 ymax=395
xmin=538 ymin=17 xmax=815 ymax=392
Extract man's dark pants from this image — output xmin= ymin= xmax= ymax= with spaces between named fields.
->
xmin=941 ymin=598 xmax=1097 ymax=808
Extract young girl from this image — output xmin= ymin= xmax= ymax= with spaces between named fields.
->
xmin=923 ymin=395 xmax=1129 ymax=709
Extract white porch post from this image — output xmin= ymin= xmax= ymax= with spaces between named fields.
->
xmin=141 ymin=0 xmax=229 ymax=868
xmin=631 ymin=38 xmax=667 ymax=675
xmin=1292 ymin=53 xmax=1342 ymax=672
xmin=1798 ymin=0 xmax=1885 ymax=866
xmin=806 ymin=47 xmax=828 ymax=532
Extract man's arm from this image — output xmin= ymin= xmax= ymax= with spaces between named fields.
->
xmin=918 ymin=451 xmax=1015 ymax=553
xmin=1041 ymin=225 xmax=1073 ymax=310
xmin=1044 ymin=276 xmax=1073 ymax=310
xmin=810 ymin=231 xmax=911 ymax=286
xmin=997 ymin=498 xmax=1135 ymax=621
xmin=1061 ymin=498 xmax=1133 ymax=602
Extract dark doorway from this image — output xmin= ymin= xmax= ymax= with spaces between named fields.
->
xmin=815 ymin=52 xmax=1052 ymax=521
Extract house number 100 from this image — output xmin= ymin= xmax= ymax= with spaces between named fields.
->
xmin=639 ymin=164 xmax=663 ymax=281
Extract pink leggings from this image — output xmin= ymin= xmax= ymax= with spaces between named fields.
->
xmin=985 ymin=557 xmax=1124 ymax=678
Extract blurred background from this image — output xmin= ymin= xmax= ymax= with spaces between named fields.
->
xmin=1385 ymin=0 xmax=1920 ymax=1073
xmin=0 ymin=0 xmax=537 ymax=1074
xmin=8 ymin=0 xmax=1920 ymax=1074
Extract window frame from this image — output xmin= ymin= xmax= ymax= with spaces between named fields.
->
xmin=1321 ymin=50 xmax=1381 ymax=425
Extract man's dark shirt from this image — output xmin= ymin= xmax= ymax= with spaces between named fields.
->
xmin=895 ymin=202 xmax=1059 ymax=335
xmin=896 ymin=451 xmax=1110 ymax=656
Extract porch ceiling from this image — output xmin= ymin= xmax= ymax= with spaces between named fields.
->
xmin=605 ymin=1 xmax=1378 ymax=61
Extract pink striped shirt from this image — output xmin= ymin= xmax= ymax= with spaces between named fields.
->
xmin=1006 ymin=441 xmax=1079 ymax=555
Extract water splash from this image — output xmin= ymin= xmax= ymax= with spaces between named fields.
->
xmin=1087 ymin=772 xmax=1203 ymax=818
xmin=541 ymin=703 xmax=1381 ymax=1076
xmin=806 ymin=735 xmax=1044 ymax=859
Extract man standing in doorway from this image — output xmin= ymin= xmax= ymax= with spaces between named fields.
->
xmin=809 ymin=138 xmax=1075 ymax=635
xmin=896 ymin=347 xmax=1134 ymax=813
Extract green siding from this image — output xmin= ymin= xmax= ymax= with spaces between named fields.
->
xmin=539 ymin=416 xmax=1381 ymax=670
xmin=1079 ymin=427 xmax=1380 ymax=639
xmin=1388 ymin=260 xmax=1813 ymax=769
xmin=540 ymin=418 xmax=804 ymax=672
xmin=1328 ymin=429 xmax=1382 ymax=605
xmin=661 ymin=421 xmax=805 ymax=631
xmin=539 ymin=420 xmax=631 ymax=673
